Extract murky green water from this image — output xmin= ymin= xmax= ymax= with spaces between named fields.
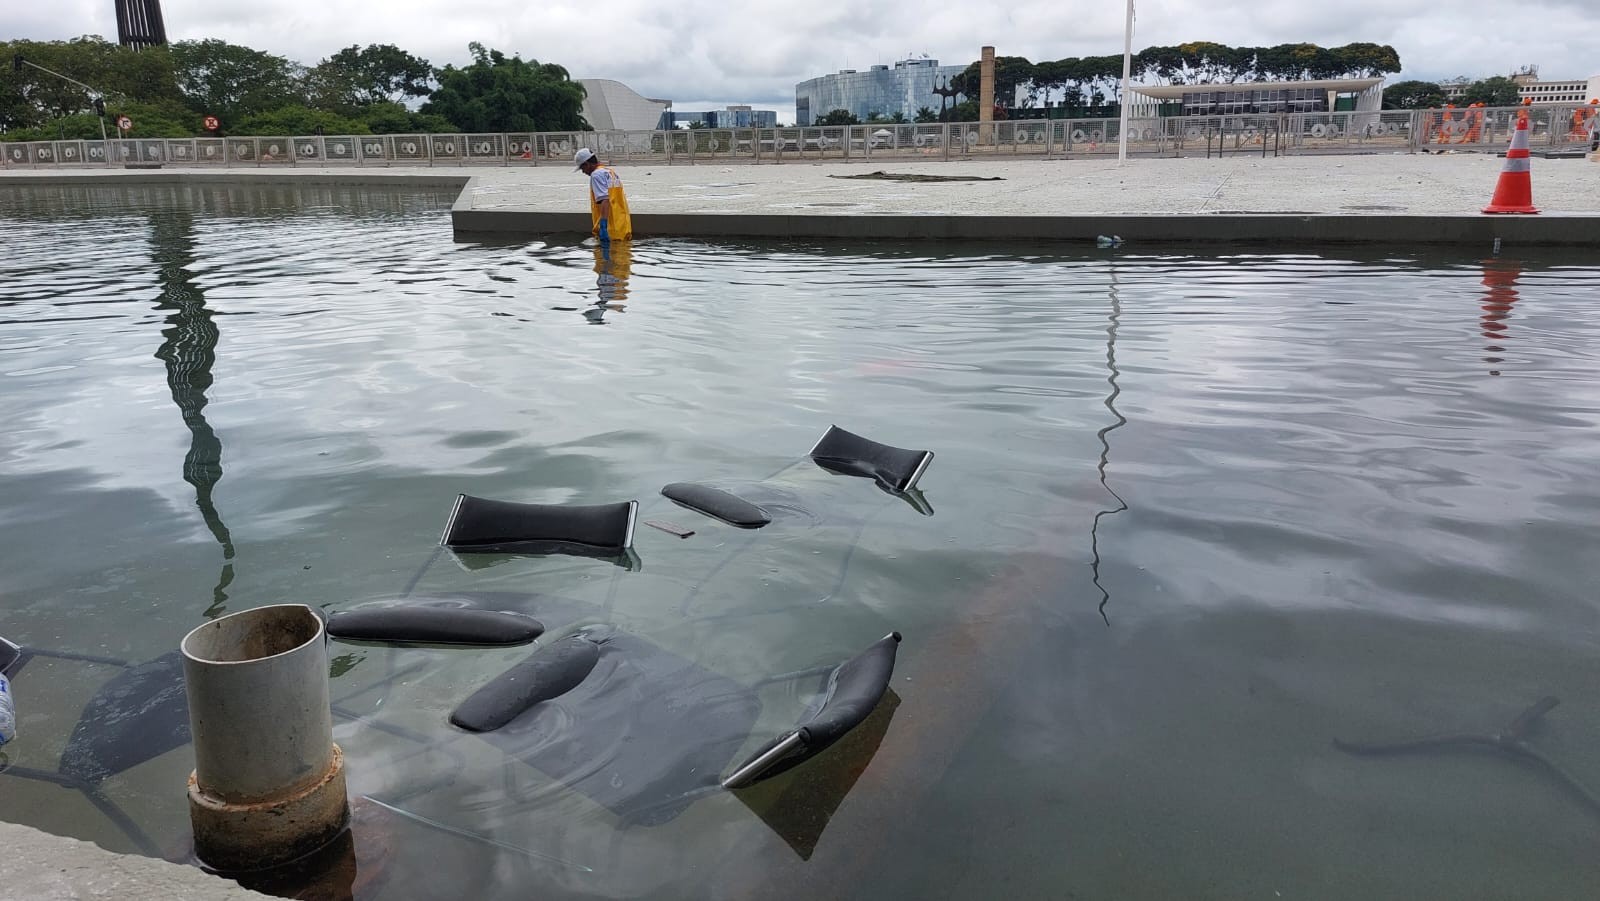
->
xmin=3 ymin=184 xmax=1600 ymax=900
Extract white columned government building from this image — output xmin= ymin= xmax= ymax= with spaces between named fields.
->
xmin=1121 ymin=77 xmax=1385 ymax=118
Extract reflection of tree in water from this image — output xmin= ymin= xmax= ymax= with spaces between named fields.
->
xmin=1091 ymin=264 xmax=1127 ymax=626
xmin=149 ymin=212 xmax=235 ymax=617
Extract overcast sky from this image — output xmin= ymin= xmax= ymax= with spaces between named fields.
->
xmin=7 ymin=0 xmax=1597 ymax=122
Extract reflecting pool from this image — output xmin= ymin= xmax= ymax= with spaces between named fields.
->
xmin=3 ymin=184 xmax=1599 ymax=900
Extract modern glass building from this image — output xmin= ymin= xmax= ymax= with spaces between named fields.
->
xmin=661 ymin=106 xmax=779 ymax=129
xmin=795 ymin=58 xmax=969 ymax=126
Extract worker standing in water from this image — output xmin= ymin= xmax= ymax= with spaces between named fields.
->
xmin=575 ymin=147 xmax=632 ymax=244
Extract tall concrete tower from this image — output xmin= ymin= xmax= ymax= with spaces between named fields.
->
xmin=115 ymin=0 xmax=168 ymax=49
xmin=979 ymin=46 xmax=995 ymax=144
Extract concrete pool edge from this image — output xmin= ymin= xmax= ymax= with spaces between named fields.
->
xmin=0 ymin=821 xmax=275 ymax=900
xmin=450 ymin=206 xmax=1600 ymax=246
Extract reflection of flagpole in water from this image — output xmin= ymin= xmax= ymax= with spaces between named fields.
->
xmin=1091 ymin=260 xmax=1127 ymax=626
xmin=1479 ymin=259 xmax=1523 ymax=377
xmin=149 ymin=212 xmax=235 ymax=617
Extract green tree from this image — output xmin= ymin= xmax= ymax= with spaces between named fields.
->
xmin=422 ymin=43 xmax=586 ymax=133
xmin=355 ymin=101 xmax=455 ymax=134
xmin=1331 ymin=43 xmax=1401 ymax=78
xmin=1461 ymin=75 xmax=1521 ymax=106
xmin=103 ymin=99 xmax=196 ymax=136
xmin=1173 ymin=41 xmax=1253 ymax=83
xmin=307 ymin=44 xmax=433 ymax=111
xmin=1254 ymin=43 xmax=1322 ymax=81
xmin=947 ymin=100 xmax=978 ymax=122
xmin=170 ymin=39 xmax=304 ymax=123
xmin=951 ymin=56 xmax=1035 ymax=109
xmin=232 ymin=104 xmax=371 ymax=136
xmin=2 ymin=36 xmax=187 ymax=136
xmin=1136 ymin=46 xmax=1186 ymax=84
xmin=913 ymin=106 xmax=938 ymax=123
xmin=1382 ymin=80 xmax=1446 ymax=109
xmin=812 ymin=108 xmax=860 ymax=126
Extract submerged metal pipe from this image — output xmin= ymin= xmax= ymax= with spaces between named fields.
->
xmin=181 ymin=604 xmax=348 ymax=872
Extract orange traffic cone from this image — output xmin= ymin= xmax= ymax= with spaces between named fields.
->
xmin=1483 ymin=115 xmax=1539 ymax=214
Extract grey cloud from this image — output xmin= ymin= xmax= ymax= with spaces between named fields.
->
xmin=7 ymin=0 xmax=1595 ymax=121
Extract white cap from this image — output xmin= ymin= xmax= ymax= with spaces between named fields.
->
xmin=574 ymin=147 xmax=596 ymax=169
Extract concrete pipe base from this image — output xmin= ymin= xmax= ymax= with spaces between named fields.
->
xmin=188 ymin=744 xmax=349 ymax=873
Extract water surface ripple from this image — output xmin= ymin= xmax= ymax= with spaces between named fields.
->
xmin=2 ymin=185 xmax=1599 ymax=900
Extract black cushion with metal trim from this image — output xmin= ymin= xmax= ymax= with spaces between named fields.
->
xmin=439 ymin=494 xmax=637 ymax=554
xmin=808 ymin=425 xmax=934 ymax=494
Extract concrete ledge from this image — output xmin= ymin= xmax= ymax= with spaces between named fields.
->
xmin=451 ymin=209 xmax=1600 ymax=247
xmin=0 ymin=821 xmax=275 ymax=900
xmin=0 ymin=169 xmax=470 ymax=190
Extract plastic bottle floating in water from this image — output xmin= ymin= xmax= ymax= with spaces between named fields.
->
xmin=0 ymin=674 xmax=14 ymax=746
xmin=1096 ymin=235 xmax=1124 ymax=248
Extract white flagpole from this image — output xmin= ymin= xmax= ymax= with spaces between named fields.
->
xmin=1118 ymin=0 xmax=1135 ymax=163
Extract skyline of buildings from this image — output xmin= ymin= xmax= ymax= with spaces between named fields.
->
xmin=585 ymin=58 xmax=1600 ymax=131
xmin=794 ymin=57 xmax=968 ymax=127
xmin=660 ymin=106 xmax=779 ymax=130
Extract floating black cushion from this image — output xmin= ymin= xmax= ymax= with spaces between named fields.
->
xmin=327 ymin=607 xmax=544 ymax=647
xmin=661 ymin=483 xmax=771 ymax=528
xmin=809 ymin=425 xmax=933 ymax=494
xmin=450 ymin=635 xmax=602 ymax=733
xmin=440 ymin=494 xmax=637 ymax=553
xmin=728 ymin=632 xmax=902 ymax=787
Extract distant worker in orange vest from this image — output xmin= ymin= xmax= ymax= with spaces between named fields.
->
xmin=1456 ymin=102 xmax=1483 ymax=143
xmin=1570 ymin=102 xmax=1594 ymax=140
xmin=574 ymin=147 xmax=633 ymax=244
xmin=1589 ymin=99 xmax=1600 ymax=152
xmin=1436 ymin=104 xmax=1457 ymax=144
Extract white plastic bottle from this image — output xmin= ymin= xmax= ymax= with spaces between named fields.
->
xmin=0 ymin=673 xmax=15 ymax=746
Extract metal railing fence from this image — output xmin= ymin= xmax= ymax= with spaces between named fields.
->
xmin=4 ymin=106 xmax=1594 ymax=169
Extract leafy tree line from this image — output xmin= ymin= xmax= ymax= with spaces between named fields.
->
xmin=941 ymin=41 xmax=1402 ymax=117
xmin=1380 ymin=76 xmax=1522 ymax=109
xmin=1 ymin=36 xmax=587 ymax=141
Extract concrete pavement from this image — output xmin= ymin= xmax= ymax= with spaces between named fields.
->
xmin=451 ymin=153 xmax=1600 ymax=245
xmin=0 ymin=822 xmax=275 ymax=901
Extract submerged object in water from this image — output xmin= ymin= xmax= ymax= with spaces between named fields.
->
xmin=1334 ymin=695 xmax=1600 ymax=821
xmin=450 ymin=634 xmax=602 ymax=733
xmin=723 ymin=631 xmax=902 ymax=789
xmin=327 ymin=607 xmax=544 ymax=647
xmin=61 ymin=651 xmax=191 ymax=785
xmin=0 ymin=636 xmax=20 ymax=677
xmin=461 ymin=626 xmax=763 ymax=824
xmin=439 ymin=494 xmax=637 ymax=556
xmin=661 ymin=482 xmax=771 ymax=529
xmin=809 ymin=425 xmax=933 ymax=495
